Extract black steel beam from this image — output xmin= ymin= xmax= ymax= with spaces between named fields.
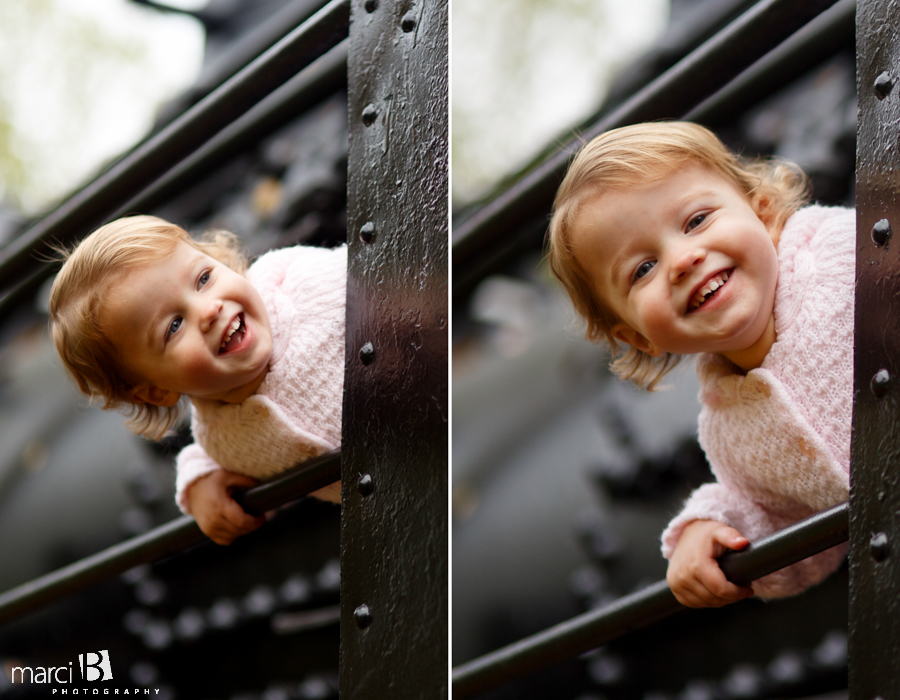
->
xmin=452 ymin=502 xmax=849 ymax=699
xmin=0 ymin=451 xmax=340 ymax=627
xmin=452 ymin=0 xmax=841 ymax=299
xmin=849 ymin=0 xmax=900 ymax=695
xmin=0 ymin=0 xmax=349 ymax=298
xmin=341 ymin=0 xmax=449 ymax=697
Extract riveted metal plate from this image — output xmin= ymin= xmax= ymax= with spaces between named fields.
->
xmin=340 ymin=0 xmax=448 ymax=697
xmin=850 ymin=0 xmax=900 ymax=696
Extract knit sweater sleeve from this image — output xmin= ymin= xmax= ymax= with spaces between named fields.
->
xmin=174 ymin=442 xmax=224 ymax=515
xmin=660 ymin=481 xmax=847 ymax=599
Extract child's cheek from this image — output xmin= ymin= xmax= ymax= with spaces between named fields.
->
xmin=635 ymin=294 xmax=672 ymax=347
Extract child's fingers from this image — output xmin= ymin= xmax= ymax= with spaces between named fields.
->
xmin=691 ymin=575 xmax=753 ymax=608
xmin=669 ymin=559 xmax=753 ymax=608
xmin=710 ymin=525 xmax=750 ymax=554
xmin=673 ymin=578 xmax=749 ymax=608
xmin=222 ymin=500 xmax=266 ymax=531
xmin=223 ymin=472 xmax=262 ymax=492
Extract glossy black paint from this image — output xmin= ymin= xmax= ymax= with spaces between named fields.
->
xmin=850 ymin=1 xmax=900 ymax=695
xmin=341 ymin=0 xmax=448 ymax=696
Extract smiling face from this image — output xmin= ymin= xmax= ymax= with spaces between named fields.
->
xmin=569 ymin=163 xmax=779 ymax=360
xmin=102 ymin=241 xmax=273 ymax=406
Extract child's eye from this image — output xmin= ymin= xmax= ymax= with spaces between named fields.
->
xmin=633 ymin=260 xmax=656 ymax=282
xmin=197 ymin=270 xmax=211 ymax=289
xmin=166 ymin=317 xmax=183 ymax=340
xmin=687 ymin=214 xmax=706 ymax=230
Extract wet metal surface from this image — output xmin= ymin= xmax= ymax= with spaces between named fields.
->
xmin=340 ymin=0 xmax=448 ymax=696
xmin=850 ymin=0 xmax=900 ymax=695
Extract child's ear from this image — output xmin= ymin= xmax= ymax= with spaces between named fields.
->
xmin=752 ymin=193 xmax=777 ymax=232
xmin=130 ymin=384 xmax=181 ymax=407
xmin=611 ymin=322 xmax=664 ymax=357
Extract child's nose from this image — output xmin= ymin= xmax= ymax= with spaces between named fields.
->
xmin=669 ymin=247 xmax=706 ymax=283
xmin=199 ymin=299 xmax=223 ymax=332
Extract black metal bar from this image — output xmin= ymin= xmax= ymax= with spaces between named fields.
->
xmin=451 ymin=0 xmax=841 ymax=299
xmin=152 ymin=0 xmax=332 ymax=130
xmin=452 ymin=502 xmax=849 ymax=698
xmin=687 ymin=0 xmax=854 ymax=127
xmin=0 ymin=450 xmax=340 ymax=627
xmin=0 ymin=0 xmax=350 ymax=297
xmin=115 ymin=42 xmax=348 ymax=219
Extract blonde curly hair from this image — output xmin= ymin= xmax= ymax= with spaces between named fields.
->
xmin=547 ymin=122 xmax=809 ymax=390
xmin=49 ymin=215 xmax=248 ymax=439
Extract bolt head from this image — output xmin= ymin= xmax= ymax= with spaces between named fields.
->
xmin=875 ymin=71 xmax=894 ymax=99
xmin=364 ymin=0 xmax=377 ymax=11
xmin=360 ymin=221 xmax=376 ymax=243
xmin=873 ymin=219 xmax=892 ymax=246
xmin=354 ymin=604 xmax=372 ymax=628
xmin=359 ymin=342 xmax=376 ymax=365
xmin=871 ymin=532 xmax=890 ymax=562
xmin=358 ymin=473 xmax=374 ymax=496
xmin=362 ymin=104 xmax=377 ymax=126
xmin=401 ymin=12 xmax=416 ymax=32
xmin=872 ymin=369 xmax=891 ymax=398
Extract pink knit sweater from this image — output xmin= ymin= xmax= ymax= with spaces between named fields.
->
xmin=661 ymin=205 xmax=855 ymax=599
xmin=174 ymin=244 xmax=346 ymax=513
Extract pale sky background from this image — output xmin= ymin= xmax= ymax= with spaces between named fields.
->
xmin=452 ymin=0 xmax=670 ymax=207
xmin=0 ymin=0 xmax=207 ymax=216
xmin=1 ymin=0 xmax=674 ymax=218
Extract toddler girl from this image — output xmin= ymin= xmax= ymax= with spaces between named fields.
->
xmin=547 ymin=122 xmax=853 ymax=607
xmin=50 ymin=215 xmax=345 ymax=545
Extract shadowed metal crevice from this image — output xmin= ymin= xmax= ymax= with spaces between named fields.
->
xmin=452 ymin=502 xmax=849 ymax=698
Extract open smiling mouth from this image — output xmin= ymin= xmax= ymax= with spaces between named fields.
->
xmin=688 ymin=269 xmax=732 ymax=311
xmin=219 ymin=314 xmax=246 ymax=354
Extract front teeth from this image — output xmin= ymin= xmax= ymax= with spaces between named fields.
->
xmin=690 ymin=271 xmax=730 ymax=310
xmin=220 ymin=317 xmax=242 ymax=349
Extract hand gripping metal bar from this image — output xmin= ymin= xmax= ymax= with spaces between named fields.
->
xmin=452 ymin=501 xmax=849 ymax=698
xmin=0 ymin=450 xmax=341 ymax=627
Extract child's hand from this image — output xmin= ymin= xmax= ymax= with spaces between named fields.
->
xmin=185 ymin=470 xmax=266 ymax=546
xmin=666 ymin=519 xmax=754 ymax=608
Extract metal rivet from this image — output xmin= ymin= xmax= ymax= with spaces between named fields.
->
xmin=354 ymin=604 xmax=372 ymax=628
xmin=362 ymin=104 xmax=377 ymax=126
xmin=358 ymin=473 xmax=374 ymax=496
xmin=360 ymin=221 xmax=376 ymax=243
xmin=871 ymin=532 xmax=890 ymax=562
xmin=359 ymin=342 xmax=376 ymax=365
xmin=364 ymin=0 xmax=377 ymax=11
xmin=401 ymin=12 xmax=416 ymax=32
xmin=872 ymin=369 xmax=891 ymax=398
xmin=875 ymin=72 xmax=894 ymax=99
xmin=873 ymin=219 xmax=892 ymax=246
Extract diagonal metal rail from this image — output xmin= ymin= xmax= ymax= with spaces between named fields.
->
xmin=0 ymin=0 xmax=350 ymax=301
xmin=452 ymin=501 xmax=849 ymax=698
xmin=451 ymin=0 xmax=841 ymax=298
xmin=0 ymin=450 xmax=341 ymax=627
